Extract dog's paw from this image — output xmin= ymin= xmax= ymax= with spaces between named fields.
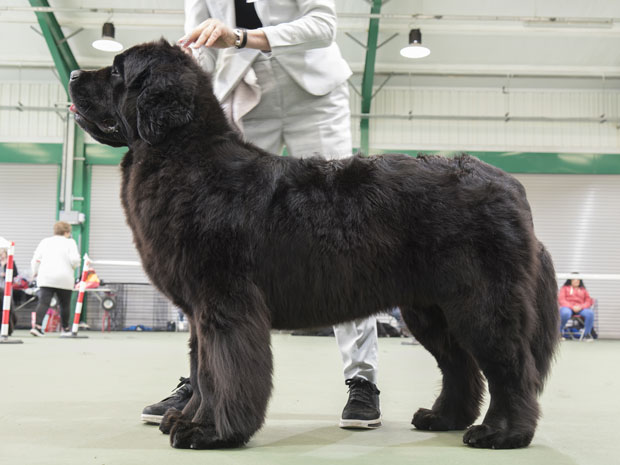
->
xmin=412 ymin=408 xmax=470 ymax=431
xmin=462 ymin=424 xmax=534 ymax=449
xmin=170 ymin=419 xmax=247 ymax=449
xmin=159 ymin=408 xmax=183 ymax=435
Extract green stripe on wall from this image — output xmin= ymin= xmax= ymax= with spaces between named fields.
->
xmin=374 ymin=150 xmax=620 ymax=174
xmin=0 ymin=143 xmax=62 ymax=164
xmin=475 ymin=152 xmax=620 ymax=174
xmin=84 ymin=144 xmax=127 ymax=165
xmin=2 ymin=143 xmax=620 ymax=174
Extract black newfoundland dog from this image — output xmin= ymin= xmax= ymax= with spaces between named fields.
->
xmin=69 ymin=40 xmax=559 ymax=450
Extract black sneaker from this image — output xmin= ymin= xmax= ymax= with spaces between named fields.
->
xmin=141 ymin=377 xmax=193 ymax=424
xmin=339 ymin=377 xmax=382 ymax=429
xmin=29 ymin=326 xmax=45 ymax=337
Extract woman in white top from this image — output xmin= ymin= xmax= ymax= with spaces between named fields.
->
xmin=30 ymin=221 xmax=80 ymax=336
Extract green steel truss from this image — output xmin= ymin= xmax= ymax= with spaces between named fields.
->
xmin=28 ymin=1 xmax=88 ymax=319
xmin=359 ymin=0 xmax=383 ymax=155
xmin=29 ymin=0 xmax=79 ymax=95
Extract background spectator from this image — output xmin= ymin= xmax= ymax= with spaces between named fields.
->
xmin=30 ymin=221 xmax=80 ymax=336
xmin=559 ymin=276 xmax=595 ymax=341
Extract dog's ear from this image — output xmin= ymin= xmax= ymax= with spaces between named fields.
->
xmin=136 ymin=66 xmax=197 ymax=145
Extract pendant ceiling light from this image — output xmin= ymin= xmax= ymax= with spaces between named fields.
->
xmin=92 ymin=22 xmax=123 ymax=52
xmin=400 ymin=29 xmax=431 ymax=59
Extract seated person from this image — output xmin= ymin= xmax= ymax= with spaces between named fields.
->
xmin=558 ymin=276 xmax=595 ymax=340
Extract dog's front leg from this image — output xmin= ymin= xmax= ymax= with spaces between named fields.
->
xmin=160 ymin=313 xmax=204 ymax=434
xmin=169 ymin=282 xmax=273 ymax=449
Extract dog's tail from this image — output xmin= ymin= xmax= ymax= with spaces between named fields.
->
xmin=530 ymin=243 xmax=560 ymax=393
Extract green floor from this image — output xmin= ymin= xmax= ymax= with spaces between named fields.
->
xmin=1 ymin=330 xmax=618 ymax=465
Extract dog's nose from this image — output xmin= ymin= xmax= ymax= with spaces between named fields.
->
xmin=70 ymin=70 xmax=82 ymax=81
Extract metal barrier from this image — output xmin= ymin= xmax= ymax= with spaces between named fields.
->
xmin=84 ymin=282 xmax=183 ymax=332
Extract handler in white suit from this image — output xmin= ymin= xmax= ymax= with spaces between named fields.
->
xmin=141 ymin=0 xmax=381 ymax=429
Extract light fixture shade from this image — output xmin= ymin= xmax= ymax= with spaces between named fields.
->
xmin=400 ymin=28 xmax=430 ymax=59
xmin=92 ymin=22 xmax=123 ymax=52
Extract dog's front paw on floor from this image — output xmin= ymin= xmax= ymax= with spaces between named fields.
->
xmin=170 ymin=420 xmax=247 ymax=449
xmin=463 ymin=424 xmax=534 ymax=449
xmin=159 ymin=408 xmax=183 ymax=435
xmin=412 ymin=408 xmax=470 ymax=431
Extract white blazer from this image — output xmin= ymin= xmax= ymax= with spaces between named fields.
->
xmin=184 ymin=0 xmax=352 ymax=101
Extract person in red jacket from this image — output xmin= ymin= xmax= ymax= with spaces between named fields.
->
xmin=559 ymin=277 xmax=595 ymax=340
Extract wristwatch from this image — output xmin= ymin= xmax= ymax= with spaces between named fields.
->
xmin=233 ymin=28 xmax=248 ymax=49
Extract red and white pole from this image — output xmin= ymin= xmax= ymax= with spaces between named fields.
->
xmin=70 ymin=254 xmax=91 ymax=335
xmin=1 ymin=242 xmax=15 ymax=338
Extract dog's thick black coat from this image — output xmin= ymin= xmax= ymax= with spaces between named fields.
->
xmin=69 ymin=40 xmax=559 ymax=450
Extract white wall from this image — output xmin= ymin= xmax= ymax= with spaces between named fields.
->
xmin=349 ymin=86 xmax=620 ymax=153
xmin=0 ymin=81 xmax=66 ymax=143
xmin=515 ymin=174 xmax=620 ymax=338
xmin=89 ymin=165 xmax=149 ymax=284
xmin=0 ymin=164 xmax=59 ymax=279
xmin=4 ymin=80 xmax=620 ymax=154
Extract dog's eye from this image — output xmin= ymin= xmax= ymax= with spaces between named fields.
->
xmin=111 ymin=67 xmax=121 ymax=77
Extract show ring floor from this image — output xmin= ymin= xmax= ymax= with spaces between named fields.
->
xmin=1 ymin=330 xmax=617 ymax=465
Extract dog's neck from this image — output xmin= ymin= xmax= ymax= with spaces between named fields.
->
xmin=193 ymin=84 xmax=237 ymax=138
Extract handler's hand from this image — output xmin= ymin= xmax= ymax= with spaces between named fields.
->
xmin=572 ymin=305 xmax=582 ymax=312
xmin=178 ymin=19 xmax=236 ymax=50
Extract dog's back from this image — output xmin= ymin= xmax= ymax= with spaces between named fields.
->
xmin=252 ymin=152 xmax=539 ymax=329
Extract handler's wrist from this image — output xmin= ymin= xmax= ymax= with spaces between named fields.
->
xmin=233 ymin=28 xmax=248 ymax=49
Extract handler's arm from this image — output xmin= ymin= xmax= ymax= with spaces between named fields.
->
xmin=180 ymin=0 xmax=337 ymax=55
xmin=184 ymin=0 xmax=218 ymax=73
xmin=261 ymin=0 xmax=338 ymax=55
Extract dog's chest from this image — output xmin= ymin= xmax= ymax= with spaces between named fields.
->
xmin=121 ymin=158 xmax=177 ymax=242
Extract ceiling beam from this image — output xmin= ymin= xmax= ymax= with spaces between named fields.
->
xmin=28 ymin=0 xmax=79 ymax=95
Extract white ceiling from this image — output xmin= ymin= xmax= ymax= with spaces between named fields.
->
xmin=1 ymin=0 xmax=620 ymax=89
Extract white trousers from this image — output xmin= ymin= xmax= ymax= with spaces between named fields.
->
xmin=240 ymin=56 xmax=379 ymax=384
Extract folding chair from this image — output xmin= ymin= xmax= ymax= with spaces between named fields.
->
xmin=564 ymin=299 xmax=598 ymax=341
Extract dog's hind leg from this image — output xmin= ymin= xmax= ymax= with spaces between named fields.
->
xmin=459 ymin=296 xmax=541 ymax=449
xmin=529 ymin=245 xmax=560 ymax=392
xmin=169 ymin=281 xmax=273 ymax=449
xmin=160 ymin=312 xmax=204 ymax=434
xmin=401 ymin=305 xmax=484 ymax=431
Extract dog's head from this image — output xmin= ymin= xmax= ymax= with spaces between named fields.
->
xmin=69 ymin=39 xmax=198 ymax=146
